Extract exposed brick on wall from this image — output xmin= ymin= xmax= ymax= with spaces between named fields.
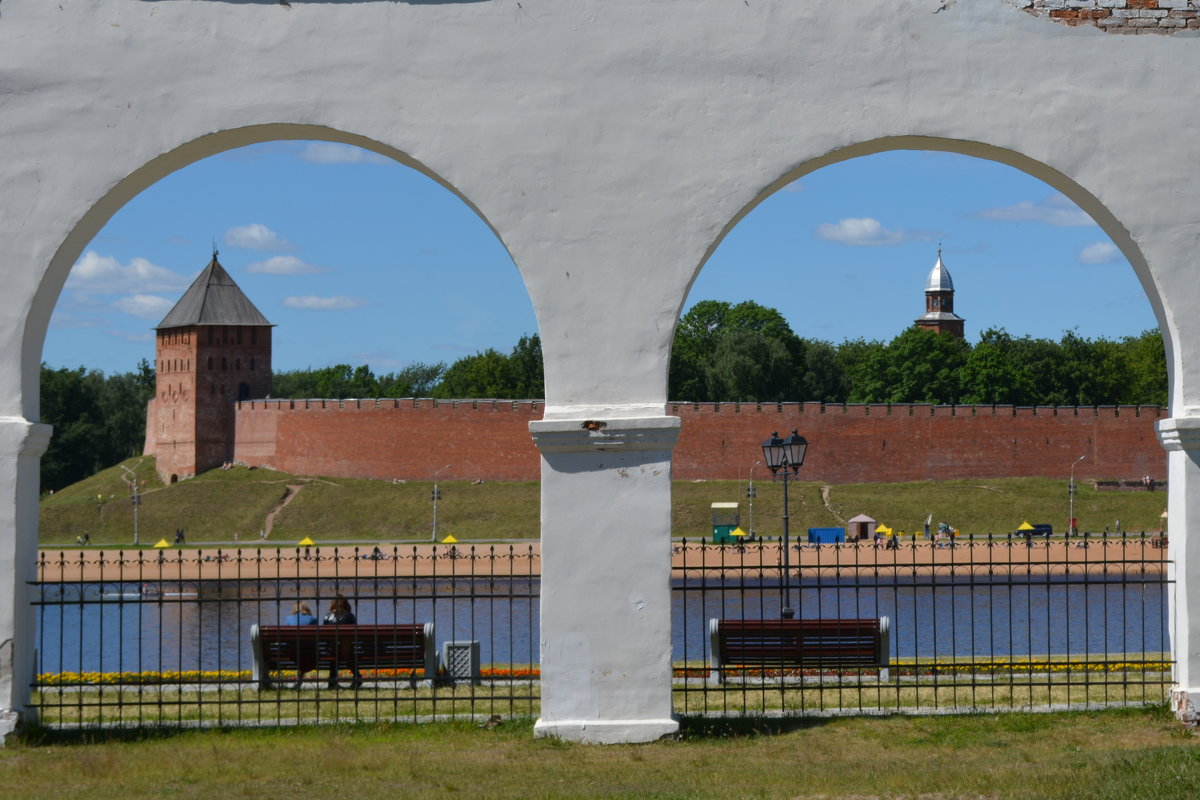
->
xmin=1005 ymin=0 xmax=1200 ymax=33
xmin=224 ymin=400 xmax=1168 ymax=484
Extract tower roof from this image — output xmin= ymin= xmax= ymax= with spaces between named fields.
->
xmin=925 ymin=250 xmax=955 ymax=293
xmin=155 ymin=253 xmax=273 ymax=330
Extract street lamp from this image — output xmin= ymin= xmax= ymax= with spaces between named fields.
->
xmin=431 ymin=463 xmax=452 ymax=542
xmin=747 ymin=460 xmax=761 ymax=539
xmin=119 ymin=465 xmax=141 ymax=546
xmin=762 ymin=430 xmax=808 ymax=619
xmin=1069 ymin=455 xmax=1086 ymax=537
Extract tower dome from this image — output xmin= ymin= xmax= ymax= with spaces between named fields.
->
xmin=915 ymin=248 xmax=964 ymax=337
xmin=925 ymin=251 xmax=955 ymax=293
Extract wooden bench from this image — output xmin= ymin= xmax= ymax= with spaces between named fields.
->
xmin=708 ymin=617 xmax=890 ymax=684
xmin=250 ymin=623 xmax=437 ymax=690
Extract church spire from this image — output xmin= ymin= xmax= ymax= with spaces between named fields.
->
xmin=915 ymin=249 xmax=964 ymax=337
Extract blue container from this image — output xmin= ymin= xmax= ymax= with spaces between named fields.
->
xmin=807 ymin=527 xmax=845 ymax=544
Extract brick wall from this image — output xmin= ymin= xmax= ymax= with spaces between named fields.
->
xmin=226 ymin=400 xmax=1167 ymax=484
xmin=1006 ymin=0 xmax=1200 ymax=33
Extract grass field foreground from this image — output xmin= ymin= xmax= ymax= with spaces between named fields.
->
xmin=2 ymin=706 xmax=1197 ymax=800
xmin=38 ymin=458 xmax=1170 ymax=546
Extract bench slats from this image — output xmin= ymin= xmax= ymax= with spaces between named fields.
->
xmin=709 ymin=617 xmax=889 ymax=683
xmin=251 ymin=623 xmax=436 ymax=689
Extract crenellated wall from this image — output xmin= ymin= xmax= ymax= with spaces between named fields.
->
xmin=227 ymin=399 xmax=1167 ymax=484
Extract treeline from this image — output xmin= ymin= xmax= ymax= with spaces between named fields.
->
xmin=272 ymin=334 xmax=545 ymax=401
xmin=668 ymin=300 xmax=1167 ymax=407
xmin=39 ymin=303 xmax=1166 ymax=491
xmin=41 ymin=361 xmax=156 ymax=492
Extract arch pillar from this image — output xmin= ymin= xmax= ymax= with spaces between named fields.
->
xmin=1157 ymin=417 xmax=1200 ymax=727
xmin=0 ymin=417 xmax=52 ymax=741
xmin=529 ymin=415 xmax=680 ymax=743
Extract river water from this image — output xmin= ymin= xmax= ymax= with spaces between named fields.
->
xmin=33 ymin=574 xmax=1168 ymax=675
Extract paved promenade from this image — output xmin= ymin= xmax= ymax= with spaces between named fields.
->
xmin=34 ymin=538 xmax=1166 ymax=583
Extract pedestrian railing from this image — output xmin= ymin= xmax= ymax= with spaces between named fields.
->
xmin=671 ymin=532 xmax=1172 ymax=717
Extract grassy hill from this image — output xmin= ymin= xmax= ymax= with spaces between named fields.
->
xmin=38 ymin=457 xmax=1169 ymax=547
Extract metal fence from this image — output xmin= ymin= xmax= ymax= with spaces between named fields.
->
xmin=31 ymin=545 xmax=539 ymax=730
xmin=672 ymin=532 xmax=1172 ymax=717
xmin=30 ymin=532 xmax=1173 ymax=730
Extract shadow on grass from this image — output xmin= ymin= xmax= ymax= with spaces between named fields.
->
xmin=676 ymin=714 xmax=837 ymax=740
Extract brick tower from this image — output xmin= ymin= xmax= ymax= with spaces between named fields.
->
xmin=144 ymin=251 xmax=273 ymax=482
xmin=914 ymin=249 xmax=965 ymax=338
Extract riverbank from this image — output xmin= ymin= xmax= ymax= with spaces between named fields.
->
xmin=35 ymin=538 xmax=1167 ymax=582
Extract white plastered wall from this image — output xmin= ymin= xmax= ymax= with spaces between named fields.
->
xmin=1 ymin=0 xmax=1199 ymax=740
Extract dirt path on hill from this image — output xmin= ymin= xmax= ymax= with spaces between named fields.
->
xmin=262 ymin=484 xmax=306 ymax=539
xmin=821 ymin=485 xmax=846 ymax=524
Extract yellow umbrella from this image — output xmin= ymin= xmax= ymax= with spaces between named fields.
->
xmin=1016 ymin=521 xmax=1035 ymax=531
xmin=730 ymin=527 xmax=747 ymax=538
xmin=298 ymin=536 xmax=316 ymax=546
xmin=153 ymin=538 xmax=170 ymax=548
xmin=874 ymin=523 xmax=889 ymax=534
xmin=441 ymin=534 xmax=458 ymax=544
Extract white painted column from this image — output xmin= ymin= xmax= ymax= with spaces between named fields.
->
xmin=1157 ymin=417 xmax=1200 ymax=727
xmin=0 ymin=417 xmax=52 ymax=741
xmin=530 ymin=416 xmax=680 ymax=743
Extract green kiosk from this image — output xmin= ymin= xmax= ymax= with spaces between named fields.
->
xmin=711 ymin=502 xmax=743 ymax=544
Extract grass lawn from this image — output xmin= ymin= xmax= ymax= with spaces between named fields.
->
xmin=2 ymin=706 xmax=1196 ymax=800
xmin=38 ymin=458 xmax=1169 ymax=546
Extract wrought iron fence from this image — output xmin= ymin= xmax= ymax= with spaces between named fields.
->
xmin=31 ymin=545 xmax=540 ymax=730
xmin=30 ymin=532 xmax=1174 ymax=731
xmin=671 ymin=532 xmax=1172 ymax=717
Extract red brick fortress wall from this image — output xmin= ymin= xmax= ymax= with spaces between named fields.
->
xmin=670 ymin=402 xmax=1167 ymax=484
xmin=230 ymin=400 xmax=1167 ymax=484
xmin=234 ymin=399 xmax=545 ymax=482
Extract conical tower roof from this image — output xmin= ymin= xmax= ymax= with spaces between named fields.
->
xmin=925 ymin=250 xmax=955 ymax=293
xmin=155 ymin=252 xmax=273 ymax=330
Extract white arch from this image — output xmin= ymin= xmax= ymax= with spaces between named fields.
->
xmin=680 ymin=135 xmax=1174 ymax=401
xmin=24 ymin=122 xmax=526 ymax=422
xmin=4 ymin=0 xmax=1200 ymax=741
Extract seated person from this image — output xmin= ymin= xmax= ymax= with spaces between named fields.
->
xmin=285 ymin=601 xmax=318 ymax=625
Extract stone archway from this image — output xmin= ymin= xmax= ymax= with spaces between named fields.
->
xmin=3 ymin=1 xmax=1200 ymax=741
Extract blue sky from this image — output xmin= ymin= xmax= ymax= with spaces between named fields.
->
xmin=44 ymin=143 xmax=1158 ymax=376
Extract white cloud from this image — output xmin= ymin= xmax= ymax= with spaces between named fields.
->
xmin=282 ymin=295 xmax=370 ymax=311
xmin=1079 ymin=241 xmax=1122 ymax=264
xmin=973 ymin=193 xmax=1094 ymax=227
xmin=112 ymin=294 xmax=175 ymax=320
xmin=246 ymin=255 xmax=327 ymax=275
xmin=223 ymin=223 xmax=294 ymax=251
xmin=299 ymin=142 xmax=390 ymax=165
xmin=65 ymin=251 xmax=190 ymax=295
xmin=815 ymin=217 xmax=912 ymax=246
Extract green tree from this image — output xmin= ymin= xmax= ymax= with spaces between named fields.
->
xmin=959 ymin=328 xmax=1036 ymax=405
xmin=40 ymin=361 xmax=156 ymax=492
xmin=704 ymin=329 xmax=796 ymax=402
xmin=1121 ymin=328 xmax=1167 ymax=406
xmin=507 ymin=334 xmax=545 ymax=399
xmin=432 ymin=349 xmax=515 ymax=398
xmin=669 ymin=300 xmax=803 ymax=401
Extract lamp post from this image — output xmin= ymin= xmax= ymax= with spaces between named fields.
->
xmin=762 ymin=430 xmax=808 ymax=619
xmin=119 ymin=465 xmax=141 ymax=546
xmin=1069 ymin=455 xmax=1086 ymax=537
xmin=431 ymin=463 xmax=452 ymax=542
xmin=747 ymin=460 xmax=760 ymax=539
